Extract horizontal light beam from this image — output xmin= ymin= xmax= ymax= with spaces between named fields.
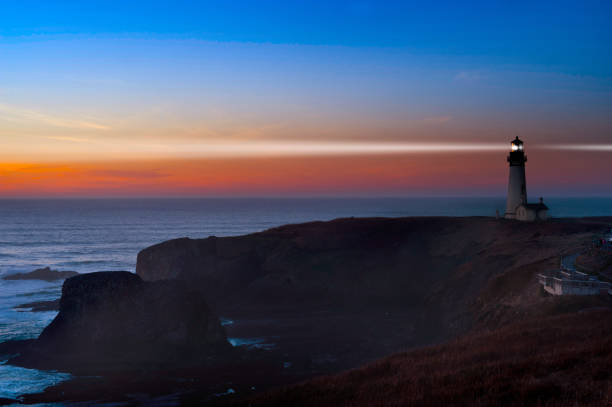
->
xmin=4 ymin=139 xmax=612 ymax=163
xmin=145 ymin=141 xmax=509 ymax=157
xmin=544 ymin=144 xmax=612 ymax=152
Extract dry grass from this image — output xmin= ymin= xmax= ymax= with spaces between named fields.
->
xmin=243 ymin=310 xmax=612 ymax=407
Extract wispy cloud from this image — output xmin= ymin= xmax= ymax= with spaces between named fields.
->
xmin=46 ymin=136 xmax=91 ymax=143
xmin=455 ymin=71 xmax=481 ymax=81
xmin=87 ymin=169 xmax=168 ymax=179
xmin=0 ymin=103 xmax=110 ymax=130
xmin=0 ymin=163 xmax=75 ymax=175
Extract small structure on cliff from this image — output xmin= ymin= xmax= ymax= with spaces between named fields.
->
xmin=504 ymin=137 xmax=549 ymax=221
xmin=537 ymin=270 xmax=610 ymax=296
xmin=537 ymin=254 xmax=611 ymax=296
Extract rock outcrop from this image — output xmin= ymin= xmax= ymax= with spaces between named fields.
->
xmin=136 ymin=217 xmax=609 ymax=316
xmin=10 ymin=271 xmax=230 ymax=372
xmin=3 ymin=267 xmax=78 ymax=282
xmin=14 ymin=299 xmax=60 ymax=312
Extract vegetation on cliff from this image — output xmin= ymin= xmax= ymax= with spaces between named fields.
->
xmin=245 ymin=309 xmax=612 ymax=407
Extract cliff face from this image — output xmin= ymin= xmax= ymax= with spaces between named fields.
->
xmin=136 ymin=217 xmax=605 ymax=317
xmin=12 ymin=272 xmax=229 ymax=371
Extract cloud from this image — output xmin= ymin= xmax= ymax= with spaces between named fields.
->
xmin=455 ymin=71 xmax=481 ymax=81
xmin=0 ymin=163 xmax=75 ymax=175
xmin=87 ymin=169 xmax=168 ymax=179
xmin=46 ymin=136 xmax=91 ymax=143
xmin=0 ymin=103 xmax=110 ymax=130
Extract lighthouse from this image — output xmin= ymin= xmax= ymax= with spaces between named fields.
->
xmin=505 ymin=137 xmax=527 ymax=218
xmin=504 ymin=137 xmax=548 ymax=221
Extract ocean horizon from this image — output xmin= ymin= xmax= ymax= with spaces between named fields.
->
xmin=1 ymin=197 xmax=611 ymax=276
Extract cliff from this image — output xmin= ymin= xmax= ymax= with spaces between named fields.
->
xmin=9 ymin=271 xmax=230 ymax=372
xmin=137 ymin=217 xmax=609 ymax=319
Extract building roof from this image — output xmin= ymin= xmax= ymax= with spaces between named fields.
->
xmin=511 ymin=136 xmax=523 ymax=145
xmin=522 ymin=202 xmax=549 ymax=211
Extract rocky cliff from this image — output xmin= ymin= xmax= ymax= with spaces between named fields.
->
xmin=10 ymin=271 xmax=230 ymax=372
xmin=136 ymin=217 xmax=608 ymax=318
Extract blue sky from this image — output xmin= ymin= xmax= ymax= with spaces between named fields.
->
xmin=1 ymin=0 xmax=610 ymax=143
xmin=1 ymin=0 xmax=610 ymax=75
xmin=0 ymin=1 xmax=611 ymax=196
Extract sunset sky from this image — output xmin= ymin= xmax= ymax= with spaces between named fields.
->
xmin=1 ymin=1 xmax=611 ymax=197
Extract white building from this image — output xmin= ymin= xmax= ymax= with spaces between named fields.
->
xmin=538 ymin=270 xmax=611 ymax=296
xmin=504 ymin=137 xmax=549 ymax=221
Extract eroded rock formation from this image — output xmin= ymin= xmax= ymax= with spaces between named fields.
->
xmin=9 ymin=271 xmax=229 ymax=372
xmin=3 ymin=267 xmax=78 ymax=282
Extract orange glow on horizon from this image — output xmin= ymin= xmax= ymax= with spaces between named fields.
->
xmin=1 ymin=149 xmax=610 ymax=197
xmin=0 ymin=155 xmax=494 ymax=197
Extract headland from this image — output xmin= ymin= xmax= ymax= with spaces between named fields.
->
xmin=2 ymin=216 xmax=611 ymax=405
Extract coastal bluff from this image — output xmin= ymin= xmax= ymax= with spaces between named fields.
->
xmin=136 ymin=216 xmax=610 ymax=316
xmin=8 ymin=271 xmax=230 ymax=372
xmin=4 ymin=216 xmax=612 ymax=405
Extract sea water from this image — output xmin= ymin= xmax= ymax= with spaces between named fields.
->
xmin=0 ymin=197 xmax=610 ymax=398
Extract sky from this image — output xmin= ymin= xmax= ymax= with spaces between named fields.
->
xmin=0 ymin=0 xmax=611 ymax=197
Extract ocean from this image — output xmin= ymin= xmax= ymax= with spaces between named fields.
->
xmin=0 ymin=197 xmax=611 ymax=400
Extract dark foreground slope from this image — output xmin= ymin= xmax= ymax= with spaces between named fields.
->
xmin=244 ymin=309 xmax=612 ymax=407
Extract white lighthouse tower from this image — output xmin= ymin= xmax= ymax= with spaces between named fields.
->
xmin=505 ymin=137 xmax=527 ymax=219
xmin=504 ymin=137 xmax=548 ymax=221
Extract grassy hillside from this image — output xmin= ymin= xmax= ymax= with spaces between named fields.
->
xmin=244 ymin=309 xmax=612 ymax=407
